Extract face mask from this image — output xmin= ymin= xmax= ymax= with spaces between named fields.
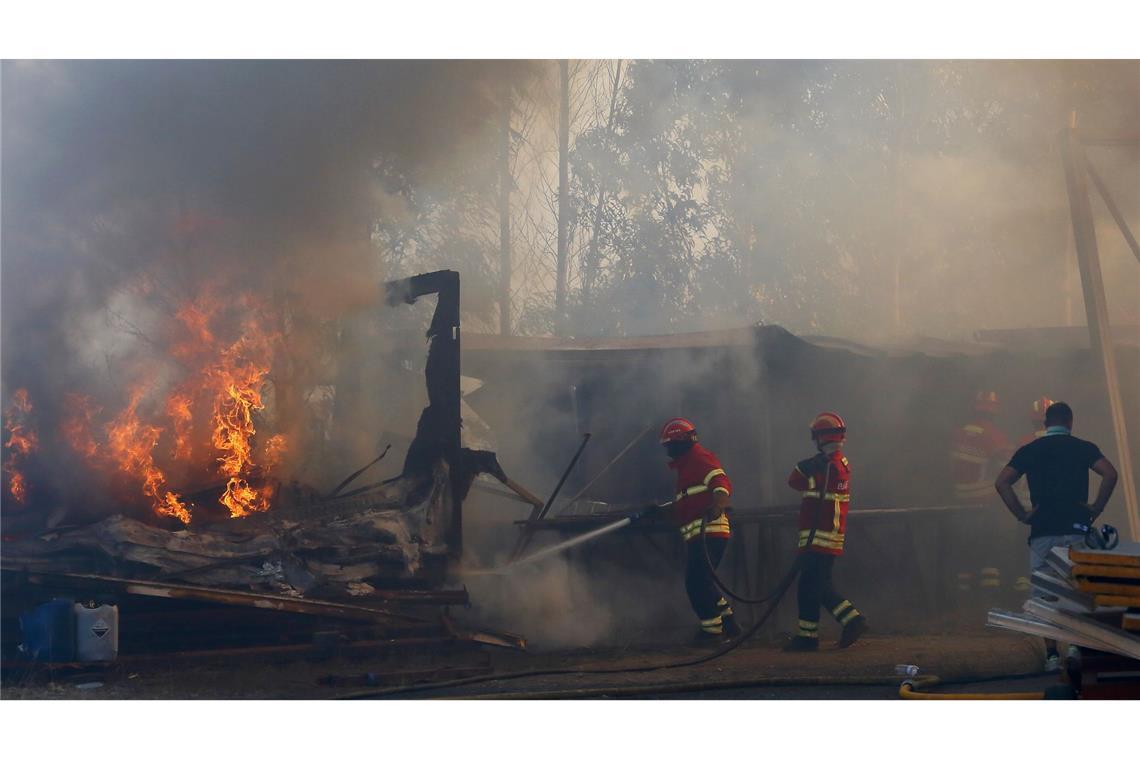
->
xmin=664 ymin=441 xmax=694 ymax=459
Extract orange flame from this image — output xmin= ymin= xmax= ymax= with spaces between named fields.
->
xmin=166 ymin=390 xmax=194 ymax=461
xmin=262 ymin=434 xmax=287 ymax=471
xmin=105 ymin=388 xmax=191 ymax=524
xmin=3 ymin=389 xmax=38 ymax=505
xmin=50 ymin=286 xmax=286 ymax=523
xmin=61 ymin=393 xmax=101 ymax=459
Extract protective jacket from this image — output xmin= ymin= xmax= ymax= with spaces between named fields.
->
xmin=951 ymin=419 xmax=1010 ymax=502
xmin=668 ymin=443 xmax=732 ymax=542
xmin=788 ymin=451 xmax=851 ymax=555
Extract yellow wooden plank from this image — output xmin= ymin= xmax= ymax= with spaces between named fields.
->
xmin=1076 ymin=578 xmax=1140 ymax=596
xmin=1068 ymin=546 xmax=1140 ymax=567
xmin=1073 ymin=563 xmax=1140 ymax=580
xmin=1094 ymin=594 xmax=1140 ymax=607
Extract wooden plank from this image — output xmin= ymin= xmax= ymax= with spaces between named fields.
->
xmin=1075 ymin=578 xmax=1140 ymax=597
xmin=1024 ymin=599 xmax=1140 ymax=659
xmin=1124 ymin=614 xmax=1140 ymax=632
xmin=1095 ymin=594 xmax=1140 ymax=608
xmin=1068 ymin=543 xmax=1140 ymax=568
xmin=1073 ymin=564 xmax=1140 ymax=580
xmin=1061 ymin=124 xmax=1140 ymax=541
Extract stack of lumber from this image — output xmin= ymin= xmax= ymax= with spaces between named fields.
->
xmin=987 ymin=541 xmax=1140 ymax=663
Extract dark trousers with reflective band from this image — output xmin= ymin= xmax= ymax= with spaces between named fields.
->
xmin=795 ymin=551 xmax=860 ymax=639
xmin=685 ymin=535 xmax=733 ymax=633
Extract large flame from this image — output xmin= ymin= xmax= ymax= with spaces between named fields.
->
xmin=3 ymin=389 xmax=38 ymax=505
xmin=105 ymin=387 xmax=191 ymax=524
xmin=55 ymin=286 xmax=286 ymax=523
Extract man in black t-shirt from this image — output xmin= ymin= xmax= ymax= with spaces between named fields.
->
xmin=994 ymin=401 xmax=1118 ymax=672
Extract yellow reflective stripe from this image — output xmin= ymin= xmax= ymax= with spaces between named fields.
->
xmin=807 ymin=475 xmax=816 ymax=489
xmin=831 ymin=600 xmax=852 ymax=617
xmin=963 ymin=424 xmax=985 ymax=434
xmin=797 ymin=529 xmax=846 ymax=549
xmin=823 ymin=492 xmax=849 ymax=501
xmin=838 ymin=608 xmax=860 ymax=625
xmin=801 ymin=490 xmax=822 ymax=498
xmin=712 ymin=486 xmax=730 ymax=496
xmin=680 ymin=515 xmax=731 ymax=540
xmin=797 ymin=620 xmax=819 ymax=630
xmin=701 ymin=616 xmax=723 ymax=632
xmin=702 ymin=468 xmax=726 ymax=486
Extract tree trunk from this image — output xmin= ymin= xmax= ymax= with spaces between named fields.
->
xmin=581 ymin=60 xmax=623 ymax=312
xmin=499 ymin=87 xmax=512 ymax=336
xmin=555 ymin=60 xmax=570 ymax=336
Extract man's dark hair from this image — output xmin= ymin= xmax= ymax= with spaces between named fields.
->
xmin=1045 ymin=401 xmax=1074 ymax=428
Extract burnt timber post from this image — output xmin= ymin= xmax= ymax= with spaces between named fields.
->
xmin=385 ymin=270 xmax=463 ymax=556
xmin=1060 ymin=120 xmax=1140 ymax=540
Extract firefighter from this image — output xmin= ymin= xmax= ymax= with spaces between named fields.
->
xmin=951 ymin=390 xmax=1012 ymax=504
xmin=659 ymin=417 xmax=742 ymax=642
xmin=784 ymin=412 xmax=867 ymax=652
xmin=950 ymin=390 xmax=1015 ymax=600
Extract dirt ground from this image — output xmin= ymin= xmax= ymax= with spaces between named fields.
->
xmin=2 ymin=628 xmax=1047 ymax=700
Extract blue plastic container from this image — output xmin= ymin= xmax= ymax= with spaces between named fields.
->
xmin=19 ymin=599 xmax=77 ymax=662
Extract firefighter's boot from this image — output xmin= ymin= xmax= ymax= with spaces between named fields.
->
xmin=722 ymin=613 xmax=742 ymax=639
xmin=838 ymin=614 xmax=868 ymax=649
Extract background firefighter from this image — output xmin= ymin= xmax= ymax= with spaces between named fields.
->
xmin=659 ymin=417 xmax=741 ymax=642
xmin=950 ymin=389 xmax=1018 ymax=603
xmin=784 ymin=411 xmax=867 ymax=652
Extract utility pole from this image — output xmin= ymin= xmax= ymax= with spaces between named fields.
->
xmin=499 ymin=86 xmax=512 ymax=336
xmin=555 ymin=59 xmax=570 ymax=336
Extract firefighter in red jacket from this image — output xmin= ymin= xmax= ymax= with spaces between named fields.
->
xmin=950 ymin=390 xmax=1015 ymax=598
xmin=660 ymin=417 xmax=742 ymax=642
xmin=951 ymin=390 xmax=1013 ymax=503
xmin=784 ymin=412 xmax=867 ymax=652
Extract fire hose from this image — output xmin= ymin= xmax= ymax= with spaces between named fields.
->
xmin=340 ymin=507 xmax=1048 ymax=699
xmin=339 ymin=532 xmax=804 ymax=699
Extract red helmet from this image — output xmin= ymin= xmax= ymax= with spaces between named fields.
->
xmin=659 ymin=417 xmax=697 ymax=444
xmin=974 ymin=390 xmax=999 ymax=415
xmin=810 ymin=412 xmax=846 ymax=443
xmin=1030 ymin=396 xmax=1054 ymax=421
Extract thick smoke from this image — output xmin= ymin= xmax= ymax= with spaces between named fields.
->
xmin=2 ymin=61 xmax=1136 ymax=645
xmin=1 ymin=60 xmax=534 ymax=518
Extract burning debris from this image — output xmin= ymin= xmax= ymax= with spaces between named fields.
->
xmin=3 ymin=388 xmax=38 ymax=505
xmin=1 ymin=270 xmax=515 ymax=601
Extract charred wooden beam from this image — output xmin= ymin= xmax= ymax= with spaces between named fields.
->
xmin=509 ymin=433 xmax=591 ymax=561
xmin=384 ymin=270 xmax=463 ymax=556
